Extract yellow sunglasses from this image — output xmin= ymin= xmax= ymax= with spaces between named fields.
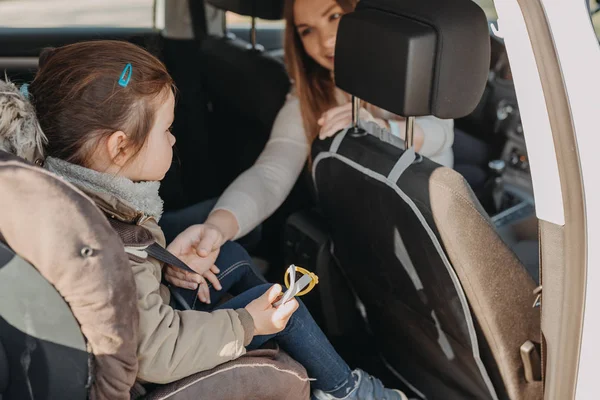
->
xmin=273 ymin=265 xmax=319 ymax=307
xmin=284 ymin=265 xmax=319 ymax=296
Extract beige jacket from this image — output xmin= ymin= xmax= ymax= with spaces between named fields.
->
xmin=96 ymin=191 xmax=255 ymax=384
xmin=43 ymin=156 xmax=255 ymax=385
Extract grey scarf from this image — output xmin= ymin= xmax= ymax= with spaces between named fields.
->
xmin=45 ymin=156 xmax=163 ymax=221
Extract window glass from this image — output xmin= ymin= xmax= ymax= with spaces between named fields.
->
xmin=0 ymin=0 xmax=155 ymax=28
xmin=589 ymin=0 xmax=600 ymax=37
xmin=225 ymin=11 xmax=285 ymax=29
xmin=471 ymin=0 xmax=498 ymax=20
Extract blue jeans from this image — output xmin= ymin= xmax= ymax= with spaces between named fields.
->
xmin=159 ymin=197 xmax=262 ymax=251
xmin=167 ymin=230 xmax=354 ymax=394
xmin=197 ymin=274 xmax=353 ymax=393
xmin=194 ymin=240 xmax=267 ymax=306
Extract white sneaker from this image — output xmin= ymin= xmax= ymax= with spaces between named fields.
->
xmin=313 ymin=369 xmax=409 ymax=400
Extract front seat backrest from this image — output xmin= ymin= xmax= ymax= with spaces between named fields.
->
xmin=313 ymin=1 xmax=541 ymax=399
xmin=201 ymin=0 xmax=291 ymax=190
xmin=0 ymin=151 xmax=139 ymax=400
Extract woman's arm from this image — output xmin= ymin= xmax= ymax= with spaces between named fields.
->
xmin=412 ymin=116 xmax=454 ymax=161
xmin=370 ymin=106 xmax=454 ymax=166
xmin=204 ymin=209 xmax=240 ymax=243
xmin=209 ymin=97 xmax=310 ymax=241
xmin=374 ymin=117 xmax=425 ymax=151
xmin=318 ymin=103 xmax=427 ymax=151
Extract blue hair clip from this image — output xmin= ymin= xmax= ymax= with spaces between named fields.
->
xmin=19 ymin=83 xmax=30 ymax=99
xmin=118 ymin=63 xmax=133 ymax=87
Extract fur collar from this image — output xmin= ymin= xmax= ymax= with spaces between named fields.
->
xmin=0 ymin=79 xmax=46 ymax=163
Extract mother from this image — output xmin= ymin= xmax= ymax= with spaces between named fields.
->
xmin=161 ymin=0 xmax=454 ymax=287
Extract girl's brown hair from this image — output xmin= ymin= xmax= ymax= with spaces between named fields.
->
xmin=283 ymin=0 xmax=358 ymax=144
xmin=29 ymin=40 xmax=174 ymax=167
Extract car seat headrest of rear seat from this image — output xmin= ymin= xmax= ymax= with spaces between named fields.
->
xmin=334 ymin=0 xmax=490 ymax=119
xmin=207 ymin=0 xmax=283 ymax=20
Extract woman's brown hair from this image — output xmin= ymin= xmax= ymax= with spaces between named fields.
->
xmin=29 ymin=40 xmax=174 ymax=167
xmin=283 ymin=0 xmax=358 ymax=144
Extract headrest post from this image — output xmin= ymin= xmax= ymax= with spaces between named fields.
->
xmin=250 ymin=16 xmax=257 ymax=49
xmin=352 ymin=95 xmax=360 ymax=128
xmin=348 ymin=95 xmax=366 ymax=137
xmin=405 ymin=116 xmax=415 ymax=150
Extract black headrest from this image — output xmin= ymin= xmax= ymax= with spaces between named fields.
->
xmin=207 ymin=0 xmax=284 ymax=20
xmin=334 ymin=0 xmax=490 ymax=119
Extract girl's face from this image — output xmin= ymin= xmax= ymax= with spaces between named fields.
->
xmin=120 ymin=90 xmax=176 ymax=182
xmin=294 ymin=0 xmax=344 ymax=72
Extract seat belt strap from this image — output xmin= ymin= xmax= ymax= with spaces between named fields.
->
xmin=145 ymin=242 xmax=199 ymax=310
xmin=145 ymin=242 xmax=196 ymax=274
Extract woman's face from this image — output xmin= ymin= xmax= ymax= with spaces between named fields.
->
xmin=293 ymin=0 xmax=344 ymax=71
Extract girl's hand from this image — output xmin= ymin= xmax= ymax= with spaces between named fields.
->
xmin=163 ymin=264 xmax=221 ymax=304
xmin=318 ymin=103 xmax=381 ymax=139
xmin=245 ymin=284 xmax=299 ymax=336
xmin=165 ymin=224 xmax=226 ymax=303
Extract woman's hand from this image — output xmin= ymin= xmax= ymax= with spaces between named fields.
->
xmin=245 ymin=284 xmax=299 ymax=336
xmin=165 ymin=224 xmax=226 ymax=304
xmin=318 ymin=103 xmax=388 ymax=139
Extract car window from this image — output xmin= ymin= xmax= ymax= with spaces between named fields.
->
xmin=471 ymin=1 xmax=600 ymax=40
xmin=0 ymin=0 xmax=156 ymax=28
xmin=226 ymin=5 xmax=495 ymax=30
xmin=472 ymin=0 xmax=498 ymax=20
xmin=225 ymin=12 xmax=285 ymax=30
xmin=590 ymin=0 xmax=600 ymax=37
